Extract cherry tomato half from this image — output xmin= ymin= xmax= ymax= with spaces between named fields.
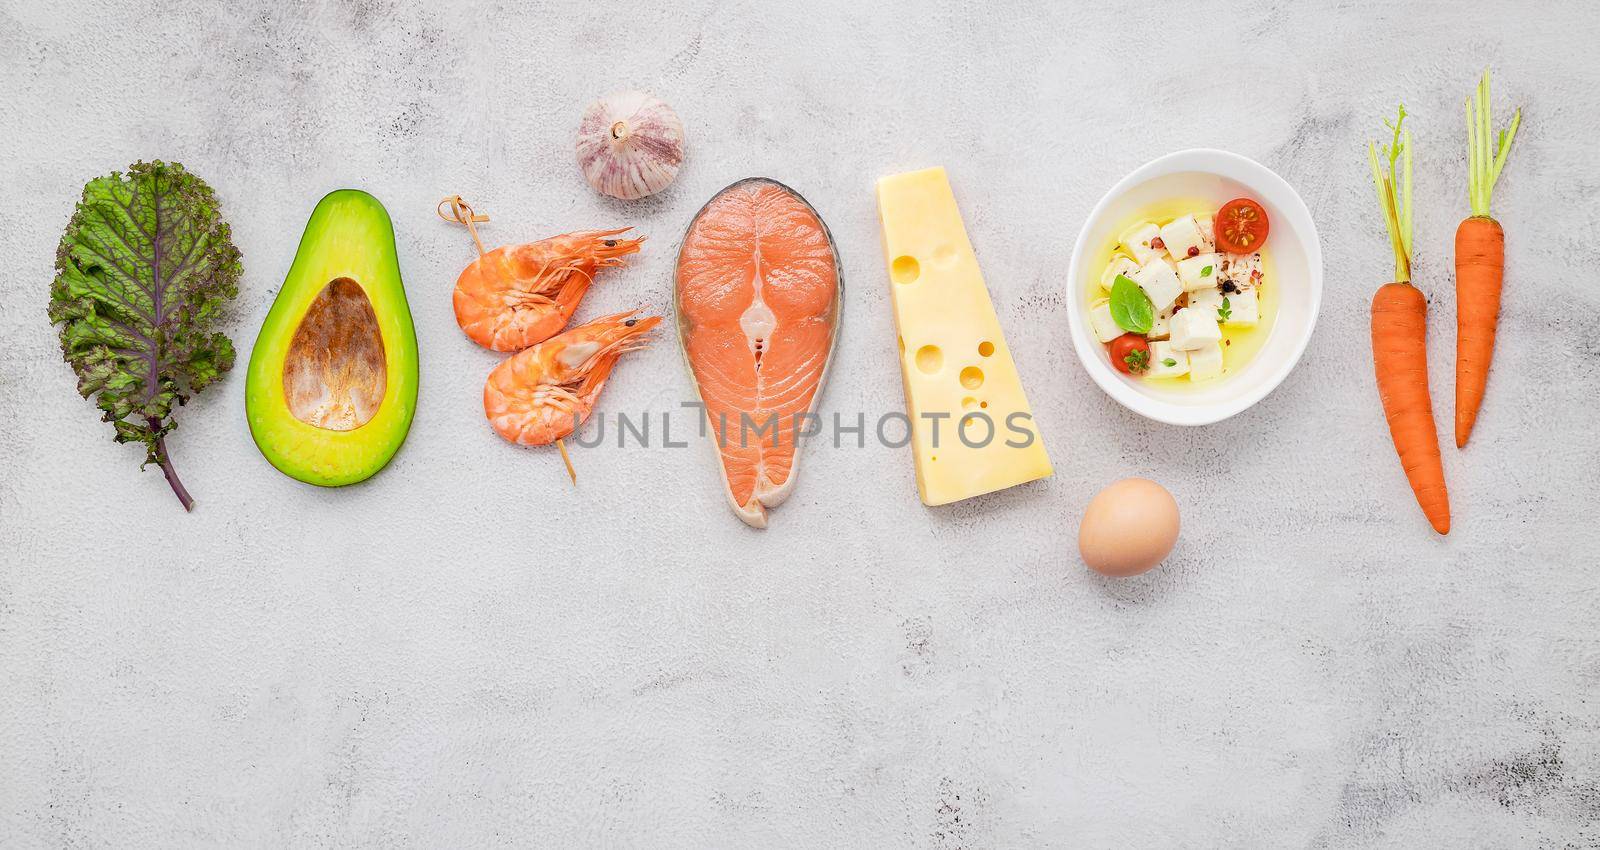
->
xmin=1109 ymin=333 xmax=1151 ymax=375
xmin=1214 ymin=197 xmax=1270 ymax=254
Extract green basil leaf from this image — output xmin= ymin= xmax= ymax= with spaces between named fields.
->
xmin=1109 ymin=274 xmax=1154 ymax=334
xmin=1201 ymin=265 xmax=1213 ymax=277
xmin=1163 ymin=358 xmax=1177 ymax=367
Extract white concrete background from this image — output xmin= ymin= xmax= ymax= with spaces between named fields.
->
xmin=2 ymin=0 xmax=1597 ymax=847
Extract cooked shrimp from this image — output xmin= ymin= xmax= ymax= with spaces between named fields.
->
xmin=484 ymin=311 xmax=661 ymax=446
xmin=452 ymin=227 xmax=645 ymax=351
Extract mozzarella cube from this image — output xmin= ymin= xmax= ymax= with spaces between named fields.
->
xmin=1132 ymin=258 xmax=1183 ymax=313
xmin=1118 ymin=221 xmax=1163 ymax=264
xmin=1088 ymin=298 xmax=1122 ymax=343
xmin=1188 ymin=341 xmax=1225 ymax=381
xmin=1147 ymin=341 xmax=1188 ymax=379
xmin=1168 ymin=306 xmax=1222 ymax=351
xmin=1160 ymin=215 xmax=1207 ymax=261
xmin=1187 ymin=286 xmax=1225 ymax=318
xmin=1196 ymin=215 xmax=1216 ymax=251
xmin=1100 ymin=256 xmax=1140 ymax=291
xmin=1148 ymin=305 xmax=1175 ymax=341
xmin=1176 ymin=252 xmax=1224 ymax=292
xmin=1221 ymin=288 xmax=1259 ymax=327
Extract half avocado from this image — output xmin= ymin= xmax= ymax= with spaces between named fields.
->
xmin=246 ymin=189 xmax=418 ymax=486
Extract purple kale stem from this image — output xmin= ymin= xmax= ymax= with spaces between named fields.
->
xmin=148 ymin=417 xmax=194 ymax=512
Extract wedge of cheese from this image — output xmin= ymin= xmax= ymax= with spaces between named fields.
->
xmin=876 ymin=167 xmax=1053 ymax=506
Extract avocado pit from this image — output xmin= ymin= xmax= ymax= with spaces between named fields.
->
xmin=283 ymin=277 xmax=387 ymax=430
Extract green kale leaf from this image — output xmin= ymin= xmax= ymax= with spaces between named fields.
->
xmin=48 ymin=161 xmax=242 ymax=511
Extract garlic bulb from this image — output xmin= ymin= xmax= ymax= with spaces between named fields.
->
xmin=575 ymin=91 xmax=685 ymax=200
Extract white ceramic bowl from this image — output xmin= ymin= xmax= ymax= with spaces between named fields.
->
xmin=1066 ymin=149 xmax=1323 ymax=426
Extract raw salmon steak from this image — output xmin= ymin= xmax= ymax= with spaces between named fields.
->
xmin=675 ymin=178 xmax=841 ymax=528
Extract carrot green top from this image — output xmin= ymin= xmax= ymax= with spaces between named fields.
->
xmin=1368 ymin=106 xmax=1413 ymax=283
xmin=1467 ymin=68 xmax=1522 ymax=218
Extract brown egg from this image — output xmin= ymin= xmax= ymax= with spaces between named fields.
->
xmin=1078 ymin=478 xmax=1180 ymax=577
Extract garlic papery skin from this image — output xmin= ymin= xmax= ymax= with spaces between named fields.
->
xmin=575 ymin=91 xmax=685 ymax=200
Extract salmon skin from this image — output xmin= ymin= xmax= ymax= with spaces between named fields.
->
xmin=675 ymin=178 xmax=842 ymax=528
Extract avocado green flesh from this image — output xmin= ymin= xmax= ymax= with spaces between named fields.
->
xmin=246 ymin=189 xmax=418 ymax=486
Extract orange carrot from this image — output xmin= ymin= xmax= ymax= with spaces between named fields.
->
xmin=1455 ymin=216 xmax=1504 ymax=446
xmin=1373 ymin=283 xmax=1450 ymax=534
xmin=1367 ymin=106 xmax=1450 ymax=534
xmin=1456 ymin=69 xmax=1521 ymax=447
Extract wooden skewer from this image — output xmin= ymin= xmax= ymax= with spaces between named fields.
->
xmin=436 ymin=195 xmax=490 ymax=255
xmin=556 ymin=438 xmax=576 ymax=484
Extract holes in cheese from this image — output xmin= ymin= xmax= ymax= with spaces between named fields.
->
xmin=891 ymin=255 xmax=921 ymax=284
xmin=978 ymin=340 xmax=995 ymax=357
xmin=959 ymin=412 xmax=993 ymax=444
xmin=915 ymin=345 xmax=943 ymax=374
xmin=959 ymin=366 xmax=984 ymax=389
